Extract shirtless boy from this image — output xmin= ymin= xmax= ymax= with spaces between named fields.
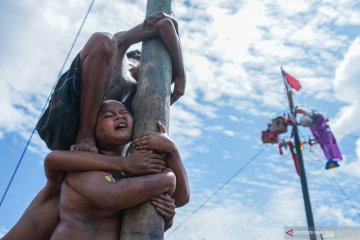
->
xmin=48 ymin=100 xmax=189 ymax=239
xmin=36 ymin=11 xmax=186 ymax=153
xmin=3 ymin=11 xmax=187 ymax=238
xmin=2 ymin=100 xmax=189 ymax=239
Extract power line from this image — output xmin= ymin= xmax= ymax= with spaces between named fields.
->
xmin=333 ymin=131 xmax=360 ymax=139
xmin=166 ymin=147 xmax=266 ymax=239
xmin=311 ymin=157 xmax=360 ymax=219
xmin=0 ymin=76 xmax=23 ymax=96
xmin=326 ymin=172 xmax=360 ymax=218
xmin=0 ymin=0 xmax=96 ymax=208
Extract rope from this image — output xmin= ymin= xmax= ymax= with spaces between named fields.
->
xmin=0 ymin=0 xmax=95 ymax=208
xmin=166 ymin=147 xmax=266 ymax=239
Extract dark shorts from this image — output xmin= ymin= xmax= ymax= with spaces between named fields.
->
xmin=36 ymin=54 xmax=82 ymax=150
xmin=36 ymin=54 xmax=134 ymax=150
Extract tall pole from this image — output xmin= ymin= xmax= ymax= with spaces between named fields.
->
xmin=121 ymin=1 xmax=173 ymax=240
xmin=282 ymin=67 xmax=316 ymax=240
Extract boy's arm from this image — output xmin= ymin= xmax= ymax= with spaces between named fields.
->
xmin=114 ymin=14 xmax=186 ymax=104
xmin=66 ymin=169 xmax=176 ymax=211
xmin=44 ymin=150 xmax=167 ymax=184
xmin=133 ymin=122 xmax=190 ymax=207
xmin=141 ymin=11 xmax=184 ymax=104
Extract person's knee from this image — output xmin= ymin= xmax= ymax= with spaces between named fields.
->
xmin=84 ymin=32 xmax=116 ymax=61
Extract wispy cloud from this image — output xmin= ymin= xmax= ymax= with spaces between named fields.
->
xmin=332 ymin=37 xmax=360 ymax=138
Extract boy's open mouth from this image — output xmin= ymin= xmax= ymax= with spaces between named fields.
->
xmin=115 ymin=122 xmax=126 ymax=130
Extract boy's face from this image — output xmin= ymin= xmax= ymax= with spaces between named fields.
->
xmin=128 ymin=58 xmax=140 ymax=81
xmin=95 ymin=100 xmax=133 ymax=148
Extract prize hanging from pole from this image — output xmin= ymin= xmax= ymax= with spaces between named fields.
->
xmin=261 ymin=71 xmax=342 ymax=173
xmin=261 ymin=89 xmax=342 ymax=170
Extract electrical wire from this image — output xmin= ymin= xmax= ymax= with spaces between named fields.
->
xmin=165 ymin=147 xmax=266 ymax=239
xmin=311 ymin=155 xmax=360 ymax=219
xmin=332 ymin=131 xmax=360 ymax=139
xmin=326 ymin=172 xmax=360 ymax=218
xmin=0 ymin=0 xmax=95 ymax=208
xmin=0 ymin=76 xmax=23 ymax=96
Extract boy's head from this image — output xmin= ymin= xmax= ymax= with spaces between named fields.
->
xmin=126 ymin=50 xmax=141 ymax=81
xmin=95 ymin=100 xmax=133 ymax=151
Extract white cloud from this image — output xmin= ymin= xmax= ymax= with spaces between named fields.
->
xmin=175 ymin=0 xmax=355 ymax=116
xmin=335 ymin=138 xmax=360 ymax=179
xmin=275 ymin=0 xmax=310 ymax=14
xmin=169 ymin=105 xmax=204 ymax=158
xmin=316 ymin=205 xmax=358 ymax=226
xmin=326 ymin=1 xmax=360 ymax=26
xmin=205 ymin=125 xmax=239 ymax=138
xmin=333 ymin=37 xmax=360 ymax=101
xmin=332 ymin=37 xmax=360 ymax=138
xmin=223 ymin=130 xmax=235 ymax=137
xmin=228 ymin=115 xmax=240 ymax=122
xmin=170 ymin=106 xmax=203 ymax=139
xmin=291 ymin=23 xmax=346 ymax=50
xmin=228 ymin=115 xmax=254 ymax=124
xmin=192 ymin=145 xmax=209 ymax=153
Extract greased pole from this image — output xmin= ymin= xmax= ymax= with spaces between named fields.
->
xmin=121 ymin=1 xmax=173 ymax=239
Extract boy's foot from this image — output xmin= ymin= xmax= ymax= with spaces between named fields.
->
xmin=70 ymin=136 xmax=98 ymax=153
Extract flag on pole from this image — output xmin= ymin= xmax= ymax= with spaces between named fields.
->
xmin=282 ymin=69 xmax=302 ymax=91
xmin=288 ymin=141 xmax=300 ymax=176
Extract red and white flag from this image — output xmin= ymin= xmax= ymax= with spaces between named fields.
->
xmin=282 ymin=69 xmax=302 ymax=91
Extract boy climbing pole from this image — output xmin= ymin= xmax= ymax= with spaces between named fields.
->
xmin=36 ymin=11 xmax=185 ymax=154
xmin=2 ymin=11 xmax=187 ymax=240
xmin=2 ymin=100 xmax=189 ymax=240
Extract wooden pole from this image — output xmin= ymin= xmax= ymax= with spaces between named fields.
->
xmin=120 ymin=1 xmax=173 ymax=239
xmin=282 ymin=67 xmax=317 ymax=240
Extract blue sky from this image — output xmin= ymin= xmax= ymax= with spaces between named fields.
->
xmin=1 ymin=0 xmax=360 ymax=239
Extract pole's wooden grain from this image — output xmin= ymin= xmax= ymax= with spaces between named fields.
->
xmin=120 ymin=1 xmax=173 ymax=239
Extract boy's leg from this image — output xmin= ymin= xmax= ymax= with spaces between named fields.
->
xmin=1 ymin=183 xmax=60 ymax=240
xmin=71 ymin=33 xmax=117 ymax=152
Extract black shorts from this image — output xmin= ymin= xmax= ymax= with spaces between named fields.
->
xmin=36 ymin=54 xmax=134 ymax=150
xmin=36 ymin=54 xmax=82 ymax=150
